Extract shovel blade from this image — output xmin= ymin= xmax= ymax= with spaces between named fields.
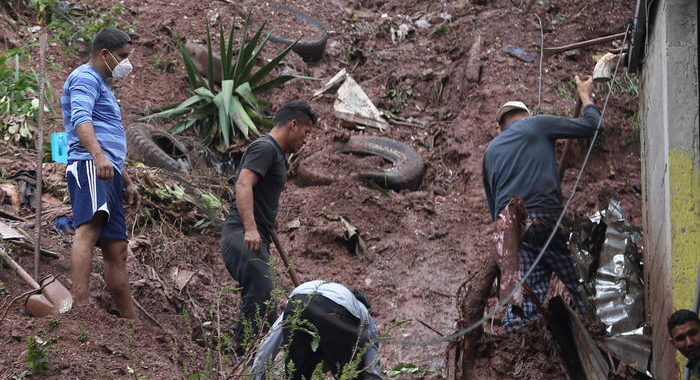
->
xmin=24 ymin=276 xmax=73 ymax=317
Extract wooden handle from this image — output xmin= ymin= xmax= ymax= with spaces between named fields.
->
xmin=271 ymin=231 xmax=301 ymax=287
xmin=0 ymin=247 xmax=41 ymax=289
xmin=543 ymin=32 xmax=627 ymax=58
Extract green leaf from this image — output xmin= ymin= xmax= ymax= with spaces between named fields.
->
xmin=200 ymin=192 xmax=223 ymax=209
xmin=205 ymin=22 xmax=215 ymax=90
xmin=310 ymin=332 xmax=320 ymax=352
xmin=234 ymin=82 xmax=258 ymax=110
xmin=232 ymin=12 xmax=252 ymax=85
xmin=242 ymin=29 xmax=272 ymax=77
xmin=252 ymin=75 xmax=297 ymax=93
xmin=213 ymin=80 xmax=234 ymax=146
xmin=385 ymin=363 xmax=423 ymax=378
xmin=148 ymin=102 xmax=180 ymax=114
xmin=193 ymin=87 xmax=215 ymax=100
xmin=137 ymin=106 xmax=192 ymax=121
xmin=176 ymin=94 xmax=205 ymax=110
xmin=225 ymin=17 xmax=237 ymax=80
xmin=179 ymin=41 xmax=202 ymax=88
xmin=169 ymin=118 xmax=197 ymax=134
xmin=234 ymin=25 xmax=264 ymax=85
xmin=230 ymin=96 xmax=259 ymax=138
xmin=249 ymin=39 xmax=297 ymax=86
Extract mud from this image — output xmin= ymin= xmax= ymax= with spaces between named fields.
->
xmin=1 ymin=0 xmax=640 ymax=378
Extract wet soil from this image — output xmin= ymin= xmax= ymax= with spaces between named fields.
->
xmin=1 ymin=0 xmax=640 ymax=378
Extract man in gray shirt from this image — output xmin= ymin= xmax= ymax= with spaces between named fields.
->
xmin=220 ymin=101 xmax=316 ymax=353
xmin=251 ymin=280 xmax=382 ymax=380
xmin=482 ymin=75 xmax=600 ymax=329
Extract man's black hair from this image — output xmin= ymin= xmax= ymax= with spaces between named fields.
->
xmin=91 ymin=27 xmax=132 ymax=56
xmin=668 ymin=309 xmax=700 ymax=334
xmin=351 ymin=289 xmax=371 ymax=311
xmin=273 ymin=100 xmax=317 ymax=127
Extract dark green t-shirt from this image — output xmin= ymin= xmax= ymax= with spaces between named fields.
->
xmin=225 ymin=135 xmax=287 ymax=243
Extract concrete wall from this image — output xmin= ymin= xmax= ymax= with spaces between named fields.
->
xmin=639 ymin=0 xmax=699 ymax=378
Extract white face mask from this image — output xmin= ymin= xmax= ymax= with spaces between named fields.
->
xmin=105 ymin=50 xmax=133 ymax=79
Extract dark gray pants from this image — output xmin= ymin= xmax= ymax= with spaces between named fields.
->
xmin=220 ymin=223 xmax=276 ymax=351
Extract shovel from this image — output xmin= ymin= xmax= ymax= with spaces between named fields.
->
xmin=0 ymin=247 xmax=73 ymax=317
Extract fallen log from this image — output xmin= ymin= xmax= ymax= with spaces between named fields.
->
xmin=446 ymin=254 xmax=498 ymax=380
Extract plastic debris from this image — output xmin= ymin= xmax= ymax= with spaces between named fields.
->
xmin=53 ymin=215 xmax=75 ymax=234
xmin=311 ymin=69 xmax=347 ymax=100
xmin=503 ymin=45 xmax=536 ymax=62
xmin=333 ymin=75 xmax=389 ymax=130
xmin=51 ymin=132 xmax=68 ymax=164
xmin=415 ymin=16 xmax=431 ymax=29
xmin=0 ymin=220 xmax=24 ymax=240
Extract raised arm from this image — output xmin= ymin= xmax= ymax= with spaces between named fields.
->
xmin=537 ymin=75 xmax=602 ymax=139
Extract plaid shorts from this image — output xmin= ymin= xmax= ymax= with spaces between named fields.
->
xmin=503 ymin=208 xmax=585 ymax=330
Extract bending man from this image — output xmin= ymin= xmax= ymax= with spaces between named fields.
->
xmin=482 ymin=75 xmax=600 ymax=329
xmin=252 ymin=280 xmax=382 ymax=380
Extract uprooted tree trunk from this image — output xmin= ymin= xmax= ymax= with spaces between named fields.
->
xmin=446 ymin=198 xmax=527 ymax=380
xmin=446 ymin=254 xmax=498 ymax=380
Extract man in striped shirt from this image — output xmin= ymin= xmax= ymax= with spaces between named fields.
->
xmin=61 ymin=27 xmax=138 ymax=318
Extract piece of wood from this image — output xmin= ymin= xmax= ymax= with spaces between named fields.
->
xmin=543 ymin=32 xmax=627 ymax=58
xmin=271 ymin=231 xmax=301 ymax=287
xmin=8 ymin=239 xmax=61 ymax=259
xmin=446 ymin=255 xmax=498 ymax=380
xmin=34 ymin=32 xmax=47 ymax=280
xmin=464 ymin=35 xmax=481 ymax=83
xmin=549 ymin=297 xmax=610 ymax=380
xmin=493 ymin=196 xmax=528 ymax=309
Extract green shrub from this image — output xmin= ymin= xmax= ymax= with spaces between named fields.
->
xmin=139 ymin=16 xmax=304 ymax=151
xmin=0 ymin=51 xmax=41 ymax=145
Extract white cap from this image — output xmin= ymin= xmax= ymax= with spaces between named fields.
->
xmin=496 ymin=101 xmax=531 ymax=123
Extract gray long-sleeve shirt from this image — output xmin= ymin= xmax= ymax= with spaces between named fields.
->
xmin=251 ymin=281 xmax=382 ymax=380
xmin=482 ymin=105 xmax=602 ymax=220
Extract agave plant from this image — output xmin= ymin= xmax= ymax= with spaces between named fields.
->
xmin=139 ymin=17 xmax=300 ymax=150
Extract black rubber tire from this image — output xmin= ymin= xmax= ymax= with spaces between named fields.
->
xmin=627 ymin=0 xmax=646 ymax=73
xmin=126 ymin=123 xmax=189 ymax=172
xmin=297 ymin=136 xmax=426 ymax=191
xmin=257 ymin=3 xmax=329 ymax=62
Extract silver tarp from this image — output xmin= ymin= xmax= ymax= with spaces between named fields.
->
xmin=568 ymin=199 xmax=651 ymax=375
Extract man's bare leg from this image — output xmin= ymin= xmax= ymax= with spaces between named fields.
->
xmin=71 ymin=212 xmax=107 ymax=306
xmin=100 ymin=237 xmax=136 ymax=319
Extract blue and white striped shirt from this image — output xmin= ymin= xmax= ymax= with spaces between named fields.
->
xmin=61 ymin=64 xmax=127 ymax=172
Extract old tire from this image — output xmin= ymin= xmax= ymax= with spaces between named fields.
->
xmin=259 ymin=3 xmax=328 ymax=62
xmin=297 ymin=136 xmax=426 ymax=191
xmin=126 ymin=123 xmax=189 ymax=172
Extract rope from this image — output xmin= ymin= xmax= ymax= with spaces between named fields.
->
xmin=383 ymin=23 xmax=631 ymax=347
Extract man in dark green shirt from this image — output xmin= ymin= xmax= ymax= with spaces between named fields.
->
xmin=221 ymin=101 xmax=316 ymax=353
xmin=482 ymin=75 xmax=600 ymax=329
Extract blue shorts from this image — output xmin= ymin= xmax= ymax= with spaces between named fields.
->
xmin=66 ymin=160 xmax=128 ymax=241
